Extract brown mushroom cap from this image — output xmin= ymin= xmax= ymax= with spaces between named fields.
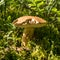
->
xmin=13 ymin=16 xmax=47 ymax=28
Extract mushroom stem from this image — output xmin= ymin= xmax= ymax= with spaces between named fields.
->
xmin=21 ymin=27 xmax=34 ymax=47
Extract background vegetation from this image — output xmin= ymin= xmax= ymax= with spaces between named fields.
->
xmin=0 ymin=0 xmax=60 ymax=60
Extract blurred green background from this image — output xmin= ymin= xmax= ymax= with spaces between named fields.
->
xmin=0 ymin=0 xmax=60 ymax=60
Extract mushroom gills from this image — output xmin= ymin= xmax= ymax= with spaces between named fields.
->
xmin=16 ymin=23 xmax=47 ymax=28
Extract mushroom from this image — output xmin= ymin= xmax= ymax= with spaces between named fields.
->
xmin=13 ymin=16 xmax=47 ymax=48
